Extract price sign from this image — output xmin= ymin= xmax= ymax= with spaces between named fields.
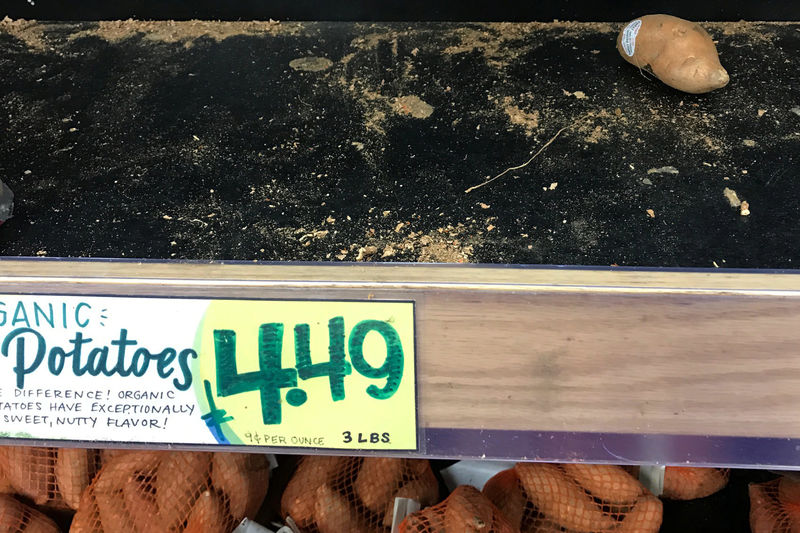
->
xmin=194 ymin=299 xmax=417 ymax=450
xmin=0 ymin=295 xmax=417 ymax=451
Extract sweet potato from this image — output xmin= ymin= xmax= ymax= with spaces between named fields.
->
xmin=355 ymin=457 xmax=407 ymax=512
xmin=749 ymin=481 xmax=783 ymax=533
xmin=314 ymin=483 xmax=371 ymax=533
xmin=515 ymin=463 xmax=615 ymax=532
xmin=443 ymin=485 xmax=494 ymax=532
xmin=382 ymin=468 xmax=440 ymax=527
xmin=0 ymin=494 xmax=59 ymax=533
xmin=121 ymin=476 xmax=167 ymax=533
xmin=211 ymin=452 xmax=270 ymax=519
xmin=617 ymin=14 xmax=729 ymax=94
xmin=55 ymin=447 xmax=92 ymax=509
xmin=155 ymin=452 xmax=211 ymax=528
xmin=615 ymin=494 xmax=663 ymax=533
xmin=281 ymin=455 xmax=349 ymax=527
xmin=96 ymin=488 xmax=132 ymax=532
xmin=184 ymin=489 xmax=229 ymax=533
xmin=661 ymin=467 xmax=728 ymax=500
xmin=4 ymin=446 xmax=53 ymax=504
xmin=482 ymin=469 xmax=526 ymax=530
xmin=779 ymin=476 xmax=800 ymax=504
xmin=561 ymin=463 xmax=643 ymax=505
xmin=399 ymin=507 xmax=445 ymax=533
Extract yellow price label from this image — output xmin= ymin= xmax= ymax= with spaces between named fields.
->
xmin=193 ymin=299 xmax=417 ymax=451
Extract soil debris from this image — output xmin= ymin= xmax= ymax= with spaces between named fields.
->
xmin=392 ymin=96 xmax=434 ymax=119
xmin=740 ymin=201 xmax=751 ymax=216
xmin=0 ymin=17 xmax=47 ymax=50
xmin=723 ymin=187 xmax=742 ymax=207
xmin=647 ymin=166 xmax=680 ymax=175
xmin=68 ymin=19 xmax=300 ymax=47
xmin=503 ymin=97 xmax=539 ymax=135
xmin=289 ymin=56 xmax=333 ymax=72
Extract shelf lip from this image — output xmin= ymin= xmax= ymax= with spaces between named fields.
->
xmin=2 ymin=257 xmax=800 ymax=295
xmin=3 ymin=257 xmax=800 ymax=468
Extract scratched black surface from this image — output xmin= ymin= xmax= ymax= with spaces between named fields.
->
xmin=0 ymin=21 xmax=798 ymax=267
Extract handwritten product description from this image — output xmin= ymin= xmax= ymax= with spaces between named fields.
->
xmin=0 ymin=296 xmax=417 ymax=451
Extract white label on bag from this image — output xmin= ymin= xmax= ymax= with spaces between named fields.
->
xmin=638 ymin=465 xmax=666 ymax=496
xmin=390 ymin=498 xmax=421 ymax=533
xmin=621 ymin=20 xmax=642 ymax=56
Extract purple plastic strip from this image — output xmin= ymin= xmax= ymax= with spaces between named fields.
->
xmin=423 ymin=428 xmax=800 ymax=470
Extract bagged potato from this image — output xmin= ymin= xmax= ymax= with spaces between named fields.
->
xmin=280 ymin=455 xmax=439 ymax=533
xmin=749 ymin=476 xmax=800 ymax=532
xmin=483 ymin=463 xmax=660 ymax=533
xmin=617 ymin=14 xmax=729 ymax=94
xmin=0 ymin=493 xmax=60 ymax=533
xmin=661 ymin=466 xmax=729 ymax=500
xmin=0 ymin=446 xmax=102 ymax=510
xmin=400 ymin=485 xmax=515 ymax=533
xmin=70 ymin=450 xmax=270 ymax=533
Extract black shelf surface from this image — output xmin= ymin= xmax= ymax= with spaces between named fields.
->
xmin=0 ymin=19 xmax=798 ymax=268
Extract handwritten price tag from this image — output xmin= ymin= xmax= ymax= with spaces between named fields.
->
xmin=0 ymin=295 xmax=417 ymax=451
xmin=194 ymin=299 xmax=418 ymax=451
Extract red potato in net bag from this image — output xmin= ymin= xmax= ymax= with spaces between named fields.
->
xmin=617 ymin=14 xmax=729 ymax=94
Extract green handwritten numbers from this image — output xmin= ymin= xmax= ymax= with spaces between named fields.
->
xmin=213 ymin=316 xmax=404 ymax=425
xmin=349 ymin=320 xmax=404 ymax=400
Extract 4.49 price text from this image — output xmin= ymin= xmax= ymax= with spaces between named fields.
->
xmin=213 ymin=316 xmax=405 ymax=425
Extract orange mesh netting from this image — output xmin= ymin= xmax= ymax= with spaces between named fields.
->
xmin=661 ymin=466 xmax=729 ymax=500
xmin=750 ymin=476 xmax=800 ymax=532
xmin=281 ymin=456 xmax=439 ymax=533
xmin=399 ymin=484 xmax=516 ymax=533
xmin=482 ymin=463 xmax=662 ymax=533
xmin=69 ymin=450 xmax=270 ymax=532
xmin=0 ymin=446 xmax=102 ymax=510
xmin=0 ymin=493 xmax=60 ymax=533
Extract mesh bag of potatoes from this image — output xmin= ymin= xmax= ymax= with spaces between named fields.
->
xmin=70 ymin=450 xmax=270 ymax=532
xmin=749 ymin=476 xmax=800 ymax=532
xmin=0 ymin=493 xmax=61 ymax=533
xmin=281 ymin=456 xmax=439 ymax=533
xmin=0 ymin=446 xmax=102 ymax=510
xmin=480 ymin=463 xmax=662 ymax=533
xmin=399 ymin=485 xmax=517 ymax=533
